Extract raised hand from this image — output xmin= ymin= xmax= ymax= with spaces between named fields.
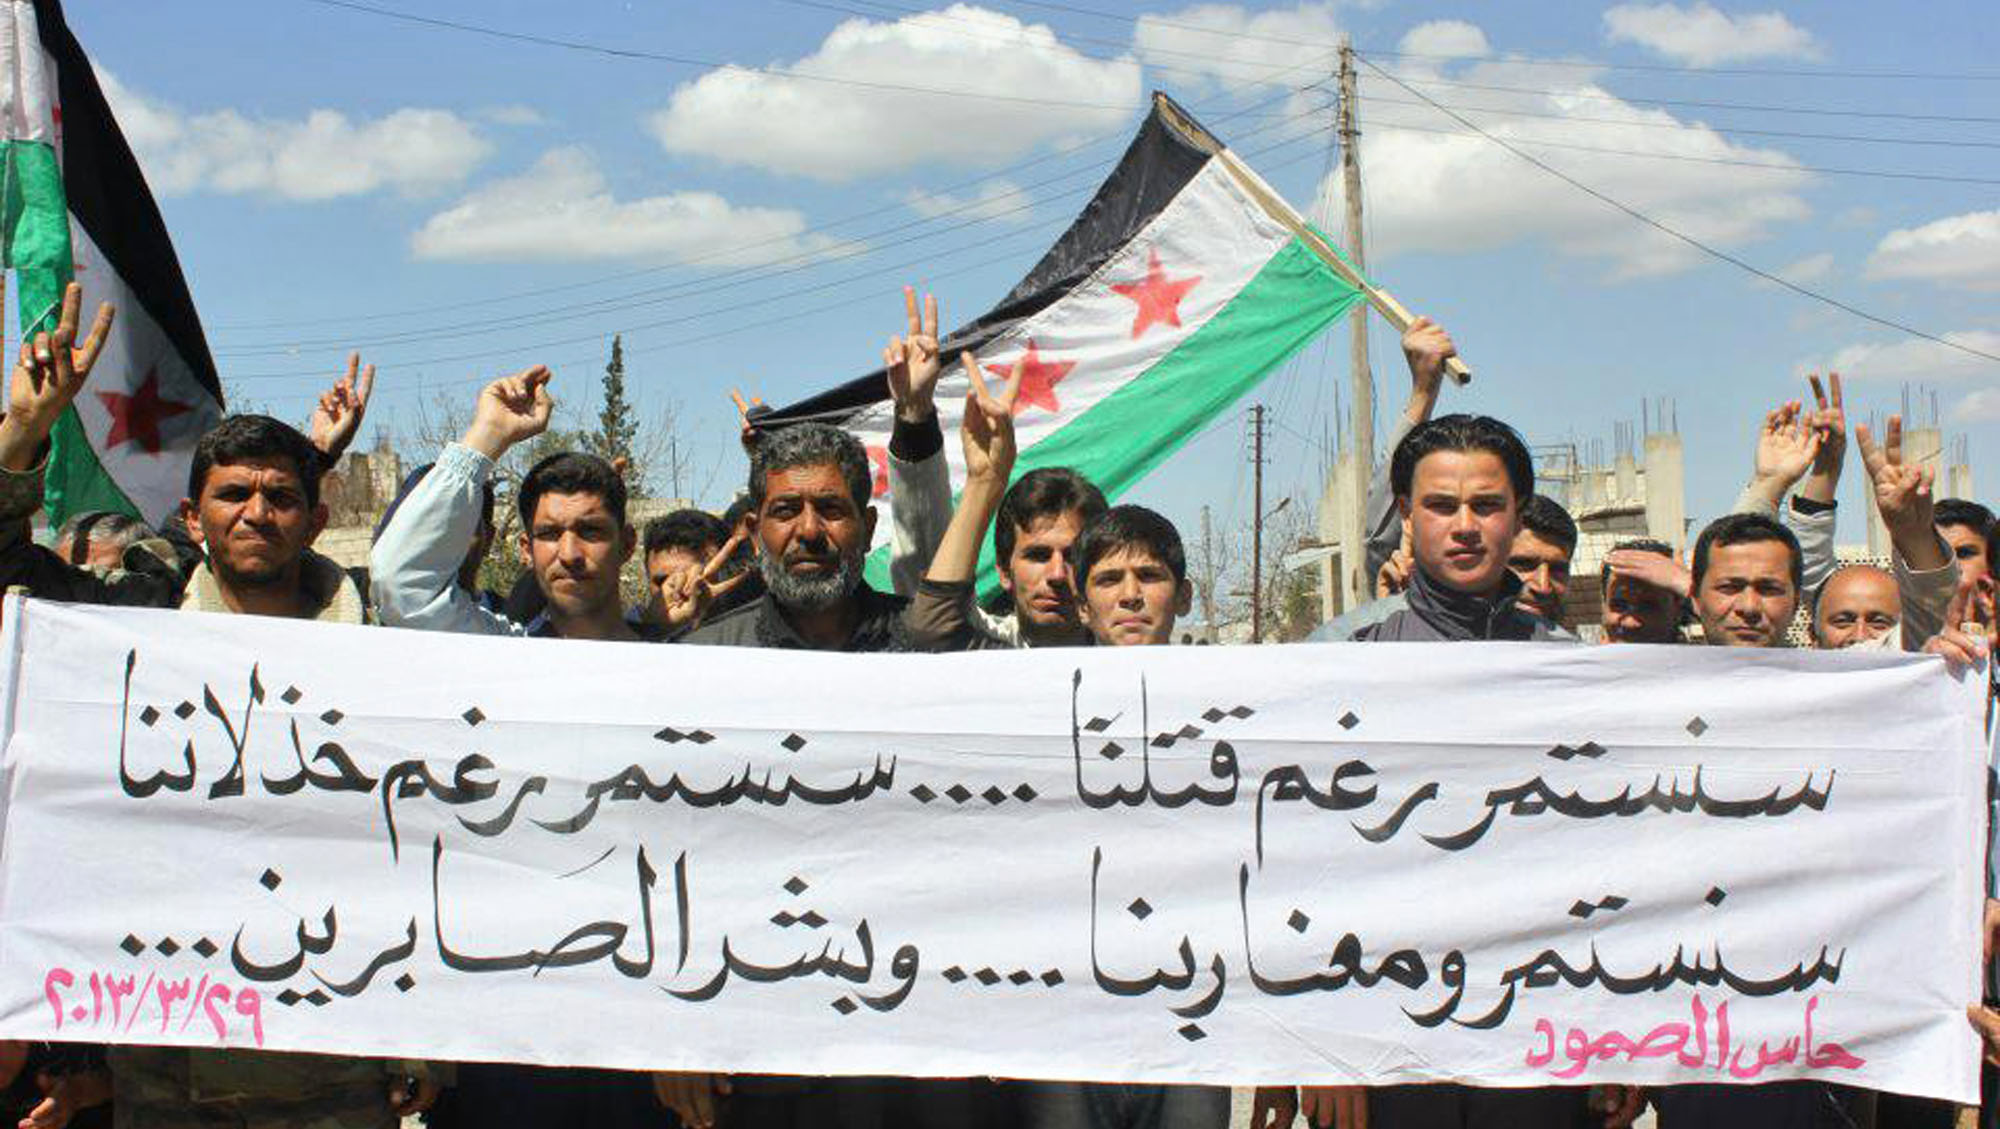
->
xmin=1398 ymin=315 xmax=1455 ymax=425
xmin=1921 ymin=575 xmax=1991 ymax=673
xmin=959 ymin=351 xmax=1020 ymax=485
xmin=1798 ymin=372 xmax=1846 ymax=502
xmin=0 ymin=282 xmax=116 ymax=471
xmin=1604 ymin=548 xmax=1692 ymax=599
xmin=732 ymin=389 xmax=766 ymax=453
xmin=1752 ymin=401 xmax=1820 ymax=495
xmin=885 ymin=286 xmax=942 ymax=423
xmin=1856 ymin=414 xmax=1947 ymax=569
xmin=462 ymin=365 xmax=554 ymax=459
xmin=308 ymin=352 xmax=377 ymax=464
xmin=659 ymin=531 xmax=751 ymax=631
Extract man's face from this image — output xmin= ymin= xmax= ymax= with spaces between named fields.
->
xmin=1939 ymin=523 xmax=1990 ymax=589
xmin=1508 ymin=529 xmax=1572 ymax=619
xmin=1000 ymin=510 xmax=1085 ymax=634
xmin=1080 ymin=544 xmax=1191 ymax=647
xmin=749 ymin=463 xmax=875 ymax=612
xmin=1814 ymin=567 xmax=1900 ymax=650
xmin=1694 ymin=541 xmax=1798 ymax=648
xmin=1401 ymin=450 xmax=1520 ymax=595
xmin=1601 ymin=572 xmax=1681 ymax=644
xmin=644 ymin=544 xmax=711 ymax=621
xmin=184 ymin=457 xmax=325 ymax=587
xmin=518 ymin=492 xmax=634 ymax=620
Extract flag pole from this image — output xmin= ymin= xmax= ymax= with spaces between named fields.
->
xmin=1152 ymin=93 xmax=1472 ymax=386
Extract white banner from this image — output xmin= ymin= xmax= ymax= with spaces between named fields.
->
xmin=0 ymin=596 xmax=1986 ymax=1102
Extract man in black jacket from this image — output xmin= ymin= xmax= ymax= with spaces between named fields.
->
xmin=1281 ymin=413 xmax=1599 ymax=1129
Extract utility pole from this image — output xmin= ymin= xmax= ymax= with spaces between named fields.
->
xmin=1250 ymin=403 xmax=1267 ymax=644
xmin=1336 ymin=35 xmax=1374 ymax=609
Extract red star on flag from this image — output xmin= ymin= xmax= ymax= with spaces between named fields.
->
xmin=985 ymin=341 xmax=1075 ymax=416
xmin=1111 ymin=249 xmax=1201 ymax=339
xmin=97 ymin=369 xmax=194 ymax=455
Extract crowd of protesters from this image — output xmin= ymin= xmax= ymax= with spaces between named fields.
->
xmin=0 ymin=281 xmax=1994 ymax=1129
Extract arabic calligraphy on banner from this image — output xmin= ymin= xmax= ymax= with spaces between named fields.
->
xmin=0 ymin=597 xmax=1985 ymax=1102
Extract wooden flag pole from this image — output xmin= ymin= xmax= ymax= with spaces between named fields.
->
xmin=1154 ymin=93 xmax=1472 ymax=385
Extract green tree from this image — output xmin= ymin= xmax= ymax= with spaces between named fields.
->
xmin=588 ymin=335 xmax=639 ymax=489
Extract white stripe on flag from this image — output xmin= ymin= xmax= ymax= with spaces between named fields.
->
xmin=855 ymin=158 xmax=1293 ymax=549
xmin=67 ymin=219 xmax=223 ymax=524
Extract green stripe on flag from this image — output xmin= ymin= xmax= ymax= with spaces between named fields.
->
xmin=1 ymin=140 xmax=136 ymax=526
xmin=862 ymin=236 xmax=1364 ymax=598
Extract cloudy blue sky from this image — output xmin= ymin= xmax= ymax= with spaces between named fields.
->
xmin=67 ymin=0 xmax=2000 ymax=562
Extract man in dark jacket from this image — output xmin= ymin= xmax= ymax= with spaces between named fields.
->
xmin=1283 ymin=413 xmax=1597 ymax=1129
xmin=1348 ymin=414 xmax=1569 ymax=645
xmin=684 ymin=422 xmax=915 ymax=653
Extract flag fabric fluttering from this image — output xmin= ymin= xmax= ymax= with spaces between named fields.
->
xmin=0 ymin=0 xmax=222 ymax=527
xmin=758 ymin=92 xmax=1367 ymax=597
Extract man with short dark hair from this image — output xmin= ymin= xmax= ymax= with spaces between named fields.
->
xmin=639 ymin=507 xmax=733 ymax=633
xmin=670 ymin=422 xmax=982 ymax=1129
xmin=1688 ymin=512 xmax=1804 ymax=648
xmin=1074 ymin=504 xmax=1192 ymax=649
xmin=686 ymin=421 xmax=915 ymax=651
xmin=1341 ymin=414 xmax=1569 ymax=643
xmin=373 ymin=366 xmax=655 ymax=642
xmin=371 ymin=368 xmax=679 ymax=1129
xmin=1283 ymin=413 xmax=1591 ymax=1129
xmin=1509 ymin=493 xmax=1576 ymax=621
xmin=1936 ymin=497 xmax=1994 ymax=589
xmin=0 ymin=287 xmax=435 ymax=1128
xmin=909 ymin=358 xmax=1108 ymax=649
xmin=1651 ymin=510 xmax=1881 ymax=1128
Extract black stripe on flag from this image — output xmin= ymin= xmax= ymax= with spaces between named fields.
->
xmin=34 ymin=0 xmax=221 ymax=404
xmin=757 ymin=92 xmax=1215 ymax=429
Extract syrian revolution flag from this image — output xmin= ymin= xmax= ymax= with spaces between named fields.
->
xmin=760 ymin=92 xmax=1366 ymax=596
xmin=1 ymin=0 xmax=223 ymax=527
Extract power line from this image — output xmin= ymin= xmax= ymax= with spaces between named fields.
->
xmin=299 ymin=0 xmax=1150 ymax=111
xmin=1362 ymin=94 xmax=2000 ymax=150
xmin=227 ymin=8 xmax=1334 ymax=334
xmin=215 ymin=106 xmax=1327 ymax=357
xmin=989 ymin=0 xmax=2000 ymax=81
xmin=233 ymin=124 xmax=1339 ymax=387
xmin=1363 ymin=119 xmax=2000 ymax=185
xmin=1352 ymin=53 xmax=2000 ymax=368
xmin=1384 ymin=74 xmax=2000 ymax=124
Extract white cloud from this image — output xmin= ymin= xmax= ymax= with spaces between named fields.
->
xmin=1952 ymin=389 xmax=2000 ymax=424
xmin=412 ymin=148 xmax=853 ymax=265
xmin=1398 ymin=20 xmax=1490 ymax=60
xmin=1319 ymin=51 xmax=1813 ymax=278
xmin=1833 ymin=206 xmax=1877 ymax=230
xmin=1864 ymin=211 xmax=2000 ymax=290
xmin=1801 ymin=331 xmax=2000 ymax=385
xmin=1134 ymin=4 xmax=1344 ymax=91
xmin=1775 ymin=251 xmax=1834 ymax=284
xmin=480 ymin=104 xmax=546 ymax=127
xmin=903 ymin=179 xmax=1033 ymax=222
xmin=98 ymin=70 xmax=488 ymax=201
xmin=1602 ymin=3 xmax=1821 ymax=67
xmin=648 ymin=5 xmax=1139 ymax=181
